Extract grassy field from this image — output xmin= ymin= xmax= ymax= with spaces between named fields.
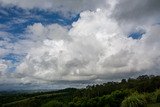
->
xmin=2 ymin=92 xmax=68 ymax=107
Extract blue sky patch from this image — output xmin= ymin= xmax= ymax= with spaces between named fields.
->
xmin=2 ymin=53 xmax=25 ymax=64
xmin=0 ymin=6 xmax=79 ymax=35
xmin=128 ymin=31 xmax=145 ymax=39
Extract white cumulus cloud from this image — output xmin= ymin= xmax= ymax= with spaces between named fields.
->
xmin=13 ymin=8 xmax=160 ymax=84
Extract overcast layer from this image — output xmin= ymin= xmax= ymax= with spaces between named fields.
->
xmin=0 ymin=0 xmax=160 ymax=90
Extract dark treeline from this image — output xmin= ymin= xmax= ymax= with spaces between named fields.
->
xmin=75 ymin=75 xmax=160 ymax=98
xmin=1 ymin=75 xmax=160 ymax=107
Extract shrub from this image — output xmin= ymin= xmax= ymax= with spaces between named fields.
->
xmin=121 ymin=93 xmax=147 ymax=107
xmin=144 ymin=93 xmax=157 ymax=103
xmin=154 ymin=89 xmax=160 ymax=103
xmin=106 ymin=90 xmax=129 ymax=107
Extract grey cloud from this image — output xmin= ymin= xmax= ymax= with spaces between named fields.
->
xmin=65 ymin=58 xmax=89 ymax=69
xmin=102 ymin=50 xmax=132 ymax=68
xmin=113 ymin=0 xmax=160 ymax=24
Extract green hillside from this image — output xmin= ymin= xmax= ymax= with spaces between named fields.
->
xmin=1 ymin=75 xmax=160 ymax=107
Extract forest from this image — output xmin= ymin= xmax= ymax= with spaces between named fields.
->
xmin=1 ymin=75 xmax=160 ymax=107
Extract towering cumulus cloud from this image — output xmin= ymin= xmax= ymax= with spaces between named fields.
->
xmin=0 ymin=0 xmax=160 ymax=88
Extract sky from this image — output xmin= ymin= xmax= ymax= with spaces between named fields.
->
xmin=0 ymin=0 xmax=160 ymax=91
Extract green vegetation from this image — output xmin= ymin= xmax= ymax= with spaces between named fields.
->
xmin=121 ymin=93 xmax=147 ymax=107
xmin=1 ymin=75 xmax=160 ymax=107
xmin=147 ymin=103 xmax=160 ymax=107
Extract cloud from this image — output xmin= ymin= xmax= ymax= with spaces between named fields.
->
xmin=26 ymin=23 xmax=70 ymax=41
xmin=113 ymin=0 xmax=160 ymax=21
xmin=112 ymin=0 xmax=160 ymax=33
xmin=0 ymin=0 xmax=109 ymax=16
xmin=0 ymin=0 xmax=160 ymax=87
xmin=0 ymin=59 xmax=14 ymax=84
xmin=0 ymin=31 xmax=28 ymax=56
xmin=0 ymin=60 xmax=7 ymax=72
xmin=12 ymin=8 xmax=160 ymax=84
